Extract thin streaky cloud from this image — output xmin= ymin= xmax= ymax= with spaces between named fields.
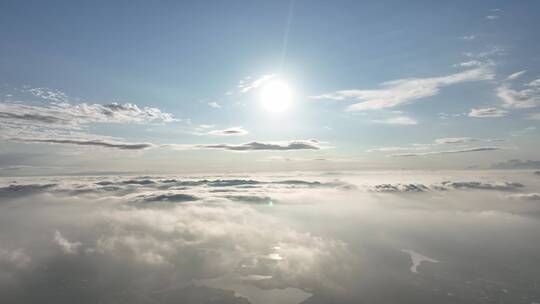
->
xmin=506 ymin=70 xmax=527 ymax=81
xmin=389 ymin=147 xmax=502 ymax=157
xmin=12 ymin=138 xmax=154 ymax=150
xmin=434 ymin=137 xmax=504 ymax=144
xmin=468 ymin=108 xmax=508 ymax=118
xmin=311 ymin=67 xmax=494 ymax=111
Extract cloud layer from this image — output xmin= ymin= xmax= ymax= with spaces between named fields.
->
xmin=1 ymin=171 xmax=540 ymax=303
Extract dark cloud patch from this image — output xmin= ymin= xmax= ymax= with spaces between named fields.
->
xmin=0 ymin=183 xmax=57 ymax=199
xmin=273 ymin=180 xmax=323 ymax=187
xmin=95 ymin=181 xmax=115 ymax=186
xmin=136 ymin=192 xmax=199 ymax=203
xmin=225 ymin=195 xmax=274 ymax=204
xmin=371 ymin=184 xmax=429 ymax=193
xmin=208 ymin=179 xmax=262 ymax=187
xmin=441 ymin=181 xmax=524 ymax=191
xmin=121 ymin=179 xmax=156 ymax=185
xmin=368 ymin=181 xmax=524 ymax=193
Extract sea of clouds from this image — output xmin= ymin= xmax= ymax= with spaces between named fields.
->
xmin=1 ymin=170 xmax=539 ymax=304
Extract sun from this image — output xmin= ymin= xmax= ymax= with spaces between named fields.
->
xmin=259 ymin=80 xmax=293 ymax=113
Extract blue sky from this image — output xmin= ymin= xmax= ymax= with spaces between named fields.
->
xmin=1 ymin=0 xmax=540 ymax=174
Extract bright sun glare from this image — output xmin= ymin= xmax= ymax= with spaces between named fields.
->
xmin=259 ymin=80 xmax=293 ymax=113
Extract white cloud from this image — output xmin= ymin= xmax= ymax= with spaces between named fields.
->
xmin=208 ymin=102 xmax=221 ymax=108
xmin=527 ymin=79 xmax=540 ymax=87
xmin=206 ymin=127 xmax=249 ymax=136
xmin=468 ymin=107 xmax=508 ymax=118
xmin=496 ymin=71 xmax=540 ymax=109
xmin=485 ymin=15 xmax=499 ymax=20
xmin=311 ymin=67 xmax=494 ymax=111
xmin=54 ymin=230 xmax=82 ymax=255
xmin=461 ymin=35 xmax=475 ymax=41
xmin=373 ymin=116 xmax=418 ymax=125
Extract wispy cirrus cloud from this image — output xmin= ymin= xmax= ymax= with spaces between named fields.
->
xmin=497 ymin=71 xmax=540 ymax=109
xmin=468 ymin=107 xmax=508 ymax=118
xmin=24 ymin=87 xmax=70 ymax=103
xmin=310 ymin=67 xmax=494 ymax=111
xmin=238 ymin=74 xmax=275 ymax=93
